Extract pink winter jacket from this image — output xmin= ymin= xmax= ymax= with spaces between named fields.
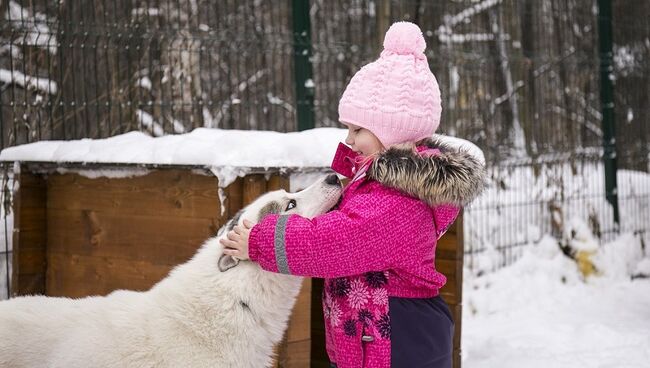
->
xmin=249 ymin=138 xmax=485 ymax=368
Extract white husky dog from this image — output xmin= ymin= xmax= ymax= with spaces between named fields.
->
xmin=0 ymin=174 xmax=343 ymax=368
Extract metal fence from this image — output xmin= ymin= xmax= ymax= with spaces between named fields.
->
xmin=1 ymin=0 xmax=649 ymax=293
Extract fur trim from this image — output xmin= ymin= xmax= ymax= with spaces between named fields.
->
xmin=368 ymin=136 xmax=486 ymax=206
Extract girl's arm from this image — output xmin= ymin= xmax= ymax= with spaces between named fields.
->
xmin=248 ymin=187 xmax=433 ymax=278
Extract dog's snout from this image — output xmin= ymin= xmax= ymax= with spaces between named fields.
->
xmin=325 ymin=174 xmax=341 ymax=186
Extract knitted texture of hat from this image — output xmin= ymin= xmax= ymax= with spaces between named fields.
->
xmin=338 ymin=21 xmax=442 ymax=147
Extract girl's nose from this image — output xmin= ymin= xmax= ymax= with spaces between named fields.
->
xmin=345 ymin=131 xmax=354 ymax=145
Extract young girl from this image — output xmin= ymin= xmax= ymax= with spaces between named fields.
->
xmin=221 ymin=22 xmax=485 ymax=368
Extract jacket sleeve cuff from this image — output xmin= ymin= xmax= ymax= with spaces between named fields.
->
xmin=249 ymin=214 xmax=280 ymax=273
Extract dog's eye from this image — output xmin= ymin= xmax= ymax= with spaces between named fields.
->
xmin=285 ymin=199 xmax=297 ymax=211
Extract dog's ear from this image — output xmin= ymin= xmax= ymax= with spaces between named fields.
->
xmin=218 ymin=254 xmax=240 ymax=272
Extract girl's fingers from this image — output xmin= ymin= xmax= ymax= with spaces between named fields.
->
xmin=220 ymin=238 xmax=238 ymax=249
xmin=226 ymin=231 xmax=238 ymax=241
xmin=243 ymin=219 xmax=254 ymax=228
xmin=223 ymin=249 xmax=239 ymax=257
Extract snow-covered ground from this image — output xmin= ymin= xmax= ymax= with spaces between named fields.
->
xmin=463 ymin=233 xmax=650 ymax=368
xmin=464 ymin=160 xmax=650 ymax=367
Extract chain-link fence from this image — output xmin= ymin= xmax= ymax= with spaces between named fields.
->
xmin=1 ymin=0 xmax=649 ymax=294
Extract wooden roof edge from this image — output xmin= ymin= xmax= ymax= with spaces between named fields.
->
xmin=0 ymin=161 xmax=334 ymax=175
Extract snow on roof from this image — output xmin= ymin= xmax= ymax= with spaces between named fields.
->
xmin=0 ymin=127 xmax=485 ymax=187
xmin=0 ymin=128 xmax=344 ymax=168
xmin=0 ymin=128 xmax=484 ymax=166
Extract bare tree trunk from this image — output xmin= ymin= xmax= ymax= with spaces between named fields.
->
xmin=142 ymin=2 xmax=203 ymax=135
xmin=550 ymin=0 xmax=577 ymax=154
xmin=520 ymin=0 xmax=539 ymax=159
xmin=489 ymin=7 xmax=526 ymax=156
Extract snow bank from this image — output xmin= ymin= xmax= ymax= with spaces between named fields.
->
xmin=463 ymin=233 xmax=650 ymax=367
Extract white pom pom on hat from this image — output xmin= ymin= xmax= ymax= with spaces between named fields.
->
xmin=382 ymin=21 xmax=426 ymax=55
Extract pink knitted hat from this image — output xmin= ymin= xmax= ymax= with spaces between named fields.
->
xmin=338 ymin=21 xmax=442 ymax=147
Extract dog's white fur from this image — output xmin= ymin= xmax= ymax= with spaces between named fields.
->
xmin=0 ymin=175 xmax=342 ymax=368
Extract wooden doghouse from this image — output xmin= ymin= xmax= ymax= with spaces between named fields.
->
xmin=8 ymin=161 xmax=464 ymax=368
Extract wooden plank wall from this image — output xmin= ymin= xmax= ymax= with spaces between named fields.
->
xmin=436 ymin=215 xmax=464 ymax=368
xmin=309 ymin=278 xmax=330 ymax=368
xmin=44 ymin=170 xmax=223 ymax=296
xmin=11 ymin=167 xmax=47 ymax=296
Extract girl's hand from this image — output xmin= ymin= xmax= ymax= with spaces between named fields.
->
xmin=220 ymin=219 xmax=254 ymax=260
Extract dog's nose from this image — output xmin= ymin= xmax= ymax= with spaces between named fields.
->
xmin=325 ymin=174 xmax=341 ymax=186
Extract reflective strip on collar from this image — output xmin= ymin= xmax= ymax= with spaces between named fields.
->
xmin=274 ymin=215 xmax=291 ymax=274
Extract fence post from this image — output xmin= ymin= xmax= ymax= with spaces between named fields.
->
xmin=2 ymin=164 xmax=10 ymax=298
xmin=291 ymin=0 xmax=315 ymax=131
xmin=597 ymin=0 xmax=620 ymax=226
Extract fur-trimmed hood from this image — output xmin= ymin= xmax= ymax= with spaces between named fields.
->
xmin=367 ymin=136 xmax=486 ymax=207
xmin=320 ymin=135 xmax=485 ymax=208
